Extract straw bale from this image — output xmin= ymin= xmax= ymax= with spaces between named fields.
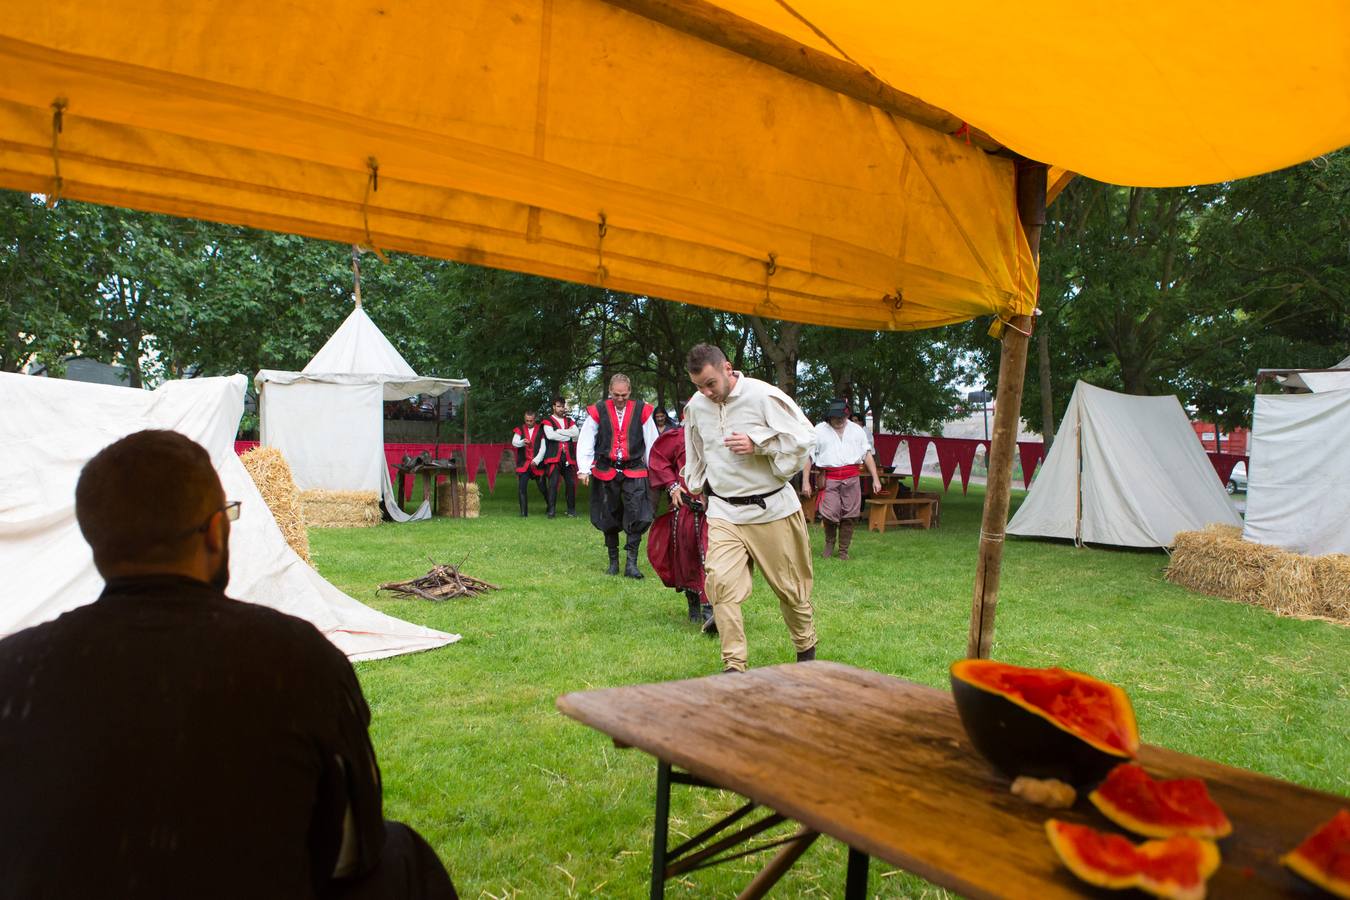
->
xmin=1264 ymin=554 xmax=1350 ymax=621
xmin=1166 ymin=525 xmax=1275 ymax=604
xmin=1166 ymin=524 xmax=1349 ymax=624
xmin=464 ymin=483 xmax=480 ymax=518
xmin=434 ymin=480 xmax=474 ymax=518
xmin=299 ymin=490 xmax=381 ymax=528
xmin=238 ymin=446 xmax=311 ymax=564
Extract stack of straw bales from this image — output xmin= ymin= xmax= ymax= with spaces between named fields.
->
xmin=238 ymin=446 xmax=311 ymax=564
xmin=1167 ymin=524 xmax=1350 ymax=623
xmin=434 ymin=481 xmax=481 ymax=518
xmin=299 ymin=490 xmax=381 ymax=528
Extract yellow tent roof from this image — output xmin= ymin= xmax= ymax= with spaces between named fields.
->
xmin=1 ymin=1 xmax=1345 ymax=330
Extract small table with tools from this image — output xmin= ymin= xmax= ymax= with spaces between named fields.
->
xmin=557 ymin=661 xmax=1344 ymax=899
xmin=395 ymin=455 xmax=462 ymax=517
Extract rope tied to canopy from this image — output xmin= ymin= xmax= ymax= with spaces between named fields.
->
xmin=757 ymin=252 xmax=780 ymax=316
xmin=46 ymin=98 xmax=67 ymax=209
xmin=596 ymin=212 xmax=609 ymax=286
xmin=360 ymin=156 xmax=389 ymax=263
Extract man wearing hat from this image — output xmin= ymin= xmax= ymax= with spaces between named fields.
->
xmin=803 ymin=399 xmax=882 ymax=559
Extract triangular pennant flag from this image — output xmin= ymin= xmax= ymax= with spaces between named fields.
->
xmin=874 ymin=433 xmax=900 ymax=469
xmin=481 ymin=444 xmax=509 ymax=492
xmin=933 ymin=438 xmax=962 ymax=491
xmin=954 ymin=440 xmax=981 ymax=494
xmin=1016 ymin=441 xmax=1045 ymax=489
xmin=463 ymin=444 xmax=486 ymax=488
xmin=907 ymin=438 xmax=930 ymax=489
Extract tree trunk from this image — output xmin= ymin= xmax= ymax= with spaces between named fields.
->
xmin=747 ymin=316 xmax=801 ymax=396
xmin=1037 ymin=320 xmax=1054 ymax=451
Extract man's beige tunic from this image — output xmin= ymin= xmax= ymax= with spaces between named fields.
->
xmin=683 ymin=373 xmax=817 ymax=671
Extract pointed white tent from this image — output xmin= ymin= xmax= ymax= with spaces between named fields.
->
xmin=1007 ymin=382 xmax=1241 ymax=548
xmin=0 ymin=372 xmax=458 ymax=660
xmin=1241 ymin=387 xmax=1350 ymax=557
xmin=255 ymin=308 xmax=469 ymax=521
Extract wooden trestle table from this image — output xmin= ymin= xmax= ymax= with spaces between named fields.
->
xmin=557 ymin=661 xmax=1344 ymax=899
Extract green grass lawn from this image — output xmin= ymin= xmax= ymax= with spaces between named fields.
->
xmin=309 ymin=478 xmax=1348 ymax=898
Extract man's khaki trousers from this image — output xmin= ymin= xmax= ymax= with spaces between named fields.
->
xmin=704 ymin=511 xmax=816 ymax=672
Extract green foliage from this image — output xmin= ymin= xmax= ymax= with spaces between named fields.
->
xmin=0 ymin=193 xmax=98 ymax=373
xmin=310 ymin=480 xmax=1347 ymax=896
xmin=972 ymin=151 xmax=1349 ymax=439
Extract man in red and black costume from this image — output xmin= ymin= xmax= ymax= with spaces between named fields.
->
xmin=647 ymin=425 xmax=716 ymax=633
xmin=540 ymin=396 xmax=579 ymax=519
xmin=577 ymin=373 xmax=660 ymax=578
xmin=510 ymin=409 xmax=548 ymax=517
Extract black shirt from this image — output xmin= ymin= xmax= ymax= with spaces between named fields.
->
xmin=0 ymin=575 xmax=384 ymax=899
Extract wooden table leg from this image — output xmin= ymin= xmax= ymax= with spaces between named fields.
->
xmin=845 ymin=847 xmax=869 ymax=899
xmin=651 ymin=761 xmax=671 ymax=900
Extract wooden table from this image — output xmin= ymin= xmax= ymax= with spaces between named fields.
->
xmin=397 ymin=459 xmax=461 ymax=516
xmin=866 ymin=473 xmax=939 ymax=531
xmin=557 ymin=662 xmax=1344 ymax=899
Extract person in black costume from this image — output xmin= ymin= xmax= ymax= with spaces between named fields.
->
xmin=0 ymin=430 xmax=457 ymax=900
xmin=576 ymin=373 xmax=660 ymax=578
xmin=510 ymin=408 xmax=548 ymax=517
xmin=540 ymin=396 xmax=579 ymax=518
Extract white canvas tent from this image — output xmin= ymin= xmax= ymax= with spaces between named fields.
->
xmin=1007 ymin=382 xmax=1241 ymax=548
xmin=1261 ymin=353 xmax=1350 ymax=394
xmin=0 ymin=372 xmax=459 ymax=660
xmin=1241 ymin=388 xmax=1350 ymax=557
xmin=255 ymin=307 xmax=469 ymax=522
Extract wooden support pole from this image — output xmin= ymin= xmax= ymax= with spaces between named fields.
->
xmin=737 ymin=829 xmax=820 ymax=900
xmin=350 ymin=244 xmax=363 ymax=308
xmin=599 ymin=0 xmax=1001 ymax=152
xmin=966 ymin=159 xmax=1047 ymax=659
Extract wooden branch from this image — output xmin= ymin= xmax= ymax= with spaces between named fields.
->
xmin=600 ymin=0 xmax=1002 ymax=152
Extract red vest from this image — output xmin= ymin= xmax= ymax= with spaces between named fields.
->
xmin=587 ymin=400 xmax=653 ymax=481
xmin=542 ymin=415 xmax=576 ymax=465
xmin=513 ymin=423 xmax=544 ymax=474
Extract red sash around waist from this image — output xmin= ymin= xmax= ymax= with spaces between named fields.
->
xmin=821 ymin=464 xmax=860 ymax=480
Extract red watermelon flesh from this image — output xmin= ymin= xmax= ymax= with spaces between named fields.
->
xmin=1090 ymin=764 xmax=1232 ymax=839
xmin=1046 ymin=820 xmax=1220 ymax=900
xmin=966 ymin=663 xmax=1138 ymax=755
xmin=1282 ymin=809 xmax=1350 ymax=898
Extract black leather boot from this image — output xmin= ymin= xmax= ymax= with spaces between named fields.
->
xmin=624 ymin=547 xmax=644 ymax=579
xmin=686 ymin=592 xmax=701 ymax=623
xmin=701 ymin=604 xmax=717 ymax=635
xmin=796 ymin=644 xmax=817 ymax=662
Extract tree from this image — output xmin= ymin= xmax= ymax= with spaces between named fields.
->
xmin=0 ymin=192 xmax=97 ymax=374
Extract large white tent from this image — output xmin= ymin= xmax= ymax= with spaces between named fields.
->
xmin=0 ymin=372 xmax=458 ymax=660
xmin=255 ymin=307 xmax=469 ymax=522
xmin=1242 ymin=386 xmax=1350 ymax=557
xmin=1007 ymin=382 xmax=1241 ymax=548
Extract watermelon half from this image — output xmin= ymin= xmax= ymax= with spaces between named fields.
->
xmin=951 ymin=659 xmax=1139 ymax=785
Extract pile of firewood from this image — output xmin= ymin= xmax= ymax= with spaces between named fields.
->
xmin=377 ymin=558 xmax=500 ymax=602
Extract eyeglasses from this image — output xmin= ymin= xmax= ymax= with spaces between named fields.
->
xmin=186 ymin=500 xmax=241 ymax=536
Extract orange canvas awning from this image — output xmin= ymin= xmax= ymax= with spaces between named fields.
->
xmin=1 ymin=1 xmax=1344 ymax=330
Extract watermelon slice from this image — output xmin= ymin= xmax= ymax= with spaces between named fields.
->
xmin=1090 ymin=763 xmax=1232 ymax=839
xmin=1282 ymin=809 xmax=1350 ymax=898
xmin=1046 ymin=820 xmax=1221 ymax=900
